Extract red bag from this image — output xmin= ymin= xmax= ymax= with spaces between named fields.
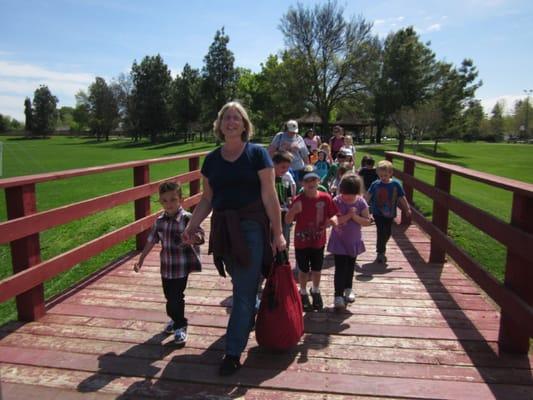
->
xmin=255 ymin=251 xmax=304 ymax=350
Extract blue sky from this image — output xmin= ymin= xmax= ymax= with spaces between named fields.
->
xmin=1 ymin=0 xmax=532 ymax=122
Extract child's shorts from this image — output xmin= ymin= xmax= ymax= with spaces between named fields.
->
xmin=295 ymin=247 xmax=325 ymax=273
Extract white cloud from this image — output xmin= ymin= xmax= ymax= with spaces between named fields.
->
xmin=0 ymin=59 xmax=95 ymax=120
xmin=374 ymin=19 xmax=386 ymax=25
xmin=480 ymin=94 xmax=524 ymax=115
xmin=426 ymin=23 xmax=442 ymax=32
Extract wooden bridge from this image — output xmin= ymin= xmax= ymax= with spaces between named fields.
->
xmin=0 ymin=151 xmax=532 ymax=399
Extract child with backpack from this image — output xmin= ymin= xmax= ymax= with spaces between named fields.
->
xmin=327 ymin=173 xmax=371 ymax=310
xmin=286 ymin=169 xmax=338 ymax=311
xmin=366 ymin=160 xmax=411 ymax=263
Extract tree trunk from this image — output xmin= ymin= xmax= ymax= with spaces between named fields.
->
xmin=433 ymin=137 xmax=439 ymax=155
xmin=397 ymin=131 xmax=406 ymax=153
xmin=375 ymin=121 xmax=385 ymax=144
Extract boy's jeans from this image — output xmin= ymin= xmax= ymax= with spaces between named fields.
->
xmin=224 ymin=219 xmax=264 ymax=357
xmin=374 ymin=215 xmax=394 ymax=254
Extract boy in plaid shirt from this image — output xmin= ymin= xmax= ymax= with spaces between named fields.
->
xmin=134 ymin=182 xmax=204 ymax=345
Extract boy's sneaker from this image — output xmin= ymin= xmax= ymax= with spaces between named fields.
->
xmin=300 ymin=293 xmax=312 ymax=312
xmin=334 ymin=296 xmax=346 ymax=311
xmin=310 ymin=289 xmax=323 ymax=311
xmin=163 ymin=320 xmax=175 ymax=334
xmin=375 ymin=253 xmax=387 ymax=263
xmin=344 ymin=288 xmax=356 ymax=303
xmin=174 ymin=326 xmax=187 ymax=345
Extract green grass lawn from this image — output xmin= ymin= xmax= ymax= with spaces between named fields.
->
xmin=360 ymin=141 xmax=533 ymax=282
xmin=0 ymin=135 xmax=216 ymax=324
xmin=0 ymin=137 xmax=532 ymax=325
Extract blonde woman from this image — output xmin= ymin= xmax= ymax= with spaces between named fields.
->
xmin=183 ymin=101 xmax=285 ymax=376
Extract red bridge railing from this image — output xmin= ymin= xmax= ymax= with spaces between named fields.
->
xmin=0 ymin=151 xmax=208 ymax=322
xmin=386 ymin=151 xmax=533 ymax=354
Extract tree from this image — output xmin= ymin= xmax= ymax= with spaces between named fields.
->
xmin=512 ymin=98 xmax=532 ymax=139
xmin=73 ymin=90 xmax=90 ymax=132
xmin=171 ymin=63 xmax=202 ymax=138
xmin=201 ymin=27 xmax=237 ymax=125
xmin=0 ymin=114 xmax=7 ymax=132
xmin=280 ymin=0 xmax=379 ymax=135
xmin=463 ymin=100 xmax=485 ymax=141
xmin=87 ymin=77 xmax=119 ymax=141
xmin=130 ymin=54 xmax=172 ymax=143
xmin=490 ymin=102 xmax=504 ymax=141
xmin=24 ymin=97 xmax=32 ymax=131
xmin=110 ymin=73 xmax=135 ymax=136
xmin=31 ymin=85 xmax=58 ymax=137
xmin=429 ymin=59 xmax=481 ymax=152
xmin=380 ymin=27 xmax=437 ymax=152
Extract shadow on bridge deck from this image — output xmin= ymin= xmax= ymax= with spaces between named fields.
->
xmin=1 ymin=220 xmax=532 ymax=399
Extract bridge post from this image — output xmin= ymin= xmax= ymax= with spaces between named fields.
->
xmin=401 ymin=159 xmax=415 ymax=225
xmin=5 ymin=184 xmax=45 ymax=321
xmin=189 ymin=156 xmax=200 ymax=211
xmin=134 ymin=165 xmax=150 ymax=250
xmin=429 ymin=168 xmax=451 ymax=263
xmin=498 ymin=193 xmax=533 ymax=353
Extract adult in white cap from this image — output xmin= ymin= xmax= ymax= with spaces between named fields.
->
xmin=268 ymin=119 xmax=310 ymax=183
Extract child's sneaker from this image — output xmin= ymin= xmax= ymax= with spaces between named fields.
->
xmin=163 ymin=320 xmax=175 ymax=334
xmin=344 ymin=288 xmax=356 ymax=303
xmin=300 ymin=293 xmax=312 ymax=312
xmin=334 ymin=296 xmax=346 ymax=310
xmin=174 ymin=326 xmax=187 ymax=345
xmin=310 ymin=289 xmax=323 ymax=311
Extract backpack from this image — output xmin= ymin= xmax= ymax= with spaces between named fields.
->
xmin=255 ymin=251 xmax=304 ymax=350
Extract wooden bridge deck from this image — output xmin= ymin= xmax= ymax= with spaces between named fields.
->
xmin=1 ymin=219 xmax=532 ymax=399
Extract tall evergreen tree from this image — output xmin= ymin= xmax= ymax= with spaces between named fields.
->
xmin=131 ymin=54 xmax=172 ymax=143
xmin=171 ymin=63 xmax=201 ymax=138
xmin=201 ymin=27 xmax=237 ymax=125
xmin=31 ymin=85 xmax=58 ymax=137
xmin=490 ymin=102 xmax=504 ymax=141
xmin=24 ymin=97 xmax=32 ymax=131
xmin=88 ymin=77 xmax=119 ymax=141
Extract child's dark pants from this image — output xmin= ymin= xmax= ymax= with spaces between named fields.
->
xmin=333 ymin=255 xmax=356 ymax=297
xmin=162 ymin=276 xmax=188 ymax=329
xmin=374 ymin=216 xmax=394 ymax=254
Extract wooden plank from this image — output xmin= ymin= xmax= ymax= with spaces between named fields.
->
xmin=1 ymin=364 xmax=370 ymax=400
xmin=1 ymin=346 xmax=531 ymax=400
xmin=0 ymin=172 xmax=199 ymax=245
xmin=386 ymin=151 xmax=533 ymax=197
xmin=0 ymin=150 xmax=208 ymax=189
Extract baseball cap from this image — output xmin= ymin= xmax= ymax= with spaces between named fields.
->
xmin=303 ymin=171 xmax=320 ymax=181
xmin=339 ymin=148 xmax=353 ymax=157
xmin=286 ymin=120 xmax=299 ymax=133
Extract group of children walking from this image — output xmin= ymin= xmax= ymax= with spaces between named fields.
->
xmin=277 ymin=150 xmax=411 ymax=311
xmin=133 ymin=144 xmax=411 ymax=347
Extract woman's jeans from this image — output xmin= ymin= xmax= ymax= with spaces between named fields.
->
xmin=224 ymin=219 xmax=264 ymax=357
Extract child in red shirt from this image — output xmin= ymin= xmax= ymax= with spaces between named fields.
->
xmin=286 ymin=169 xmax=338 ymax=311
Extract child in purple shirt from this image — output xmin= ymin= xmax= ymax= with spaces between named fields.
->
xmin=327 ymin=173 xmax=371 ymax=310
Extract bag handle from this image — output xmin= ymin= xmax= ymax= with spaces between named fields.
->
xmin=274 ymin=250 xmax=289 ymax=266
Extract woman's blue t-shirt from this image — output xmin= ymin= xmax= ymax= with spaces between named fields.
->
xmin=201 ymin=142 xmax=273 ymax=210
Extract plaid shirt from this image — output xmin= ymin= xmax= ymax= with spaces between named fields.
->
xmin=147 ymin=207 xmax=204 ymax=279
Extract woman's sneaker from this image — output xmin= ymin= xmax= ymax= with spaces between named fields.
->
xmin=375 ymin=253 xmax=387 ymax=263
xmin=310 ymin=289 xmax=323 ymax=311
xmin=344 ymin=288 xmax=356 ymax=303
xmin=174 ymin=326 xmax=187 ymax=345
xmin=163 ymin=320 xmax=175 ymax=334
xmin=219 ymin=354 xmax=241 ymax=376
xmin=334 ymin=296 xmax=346 ymax=310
